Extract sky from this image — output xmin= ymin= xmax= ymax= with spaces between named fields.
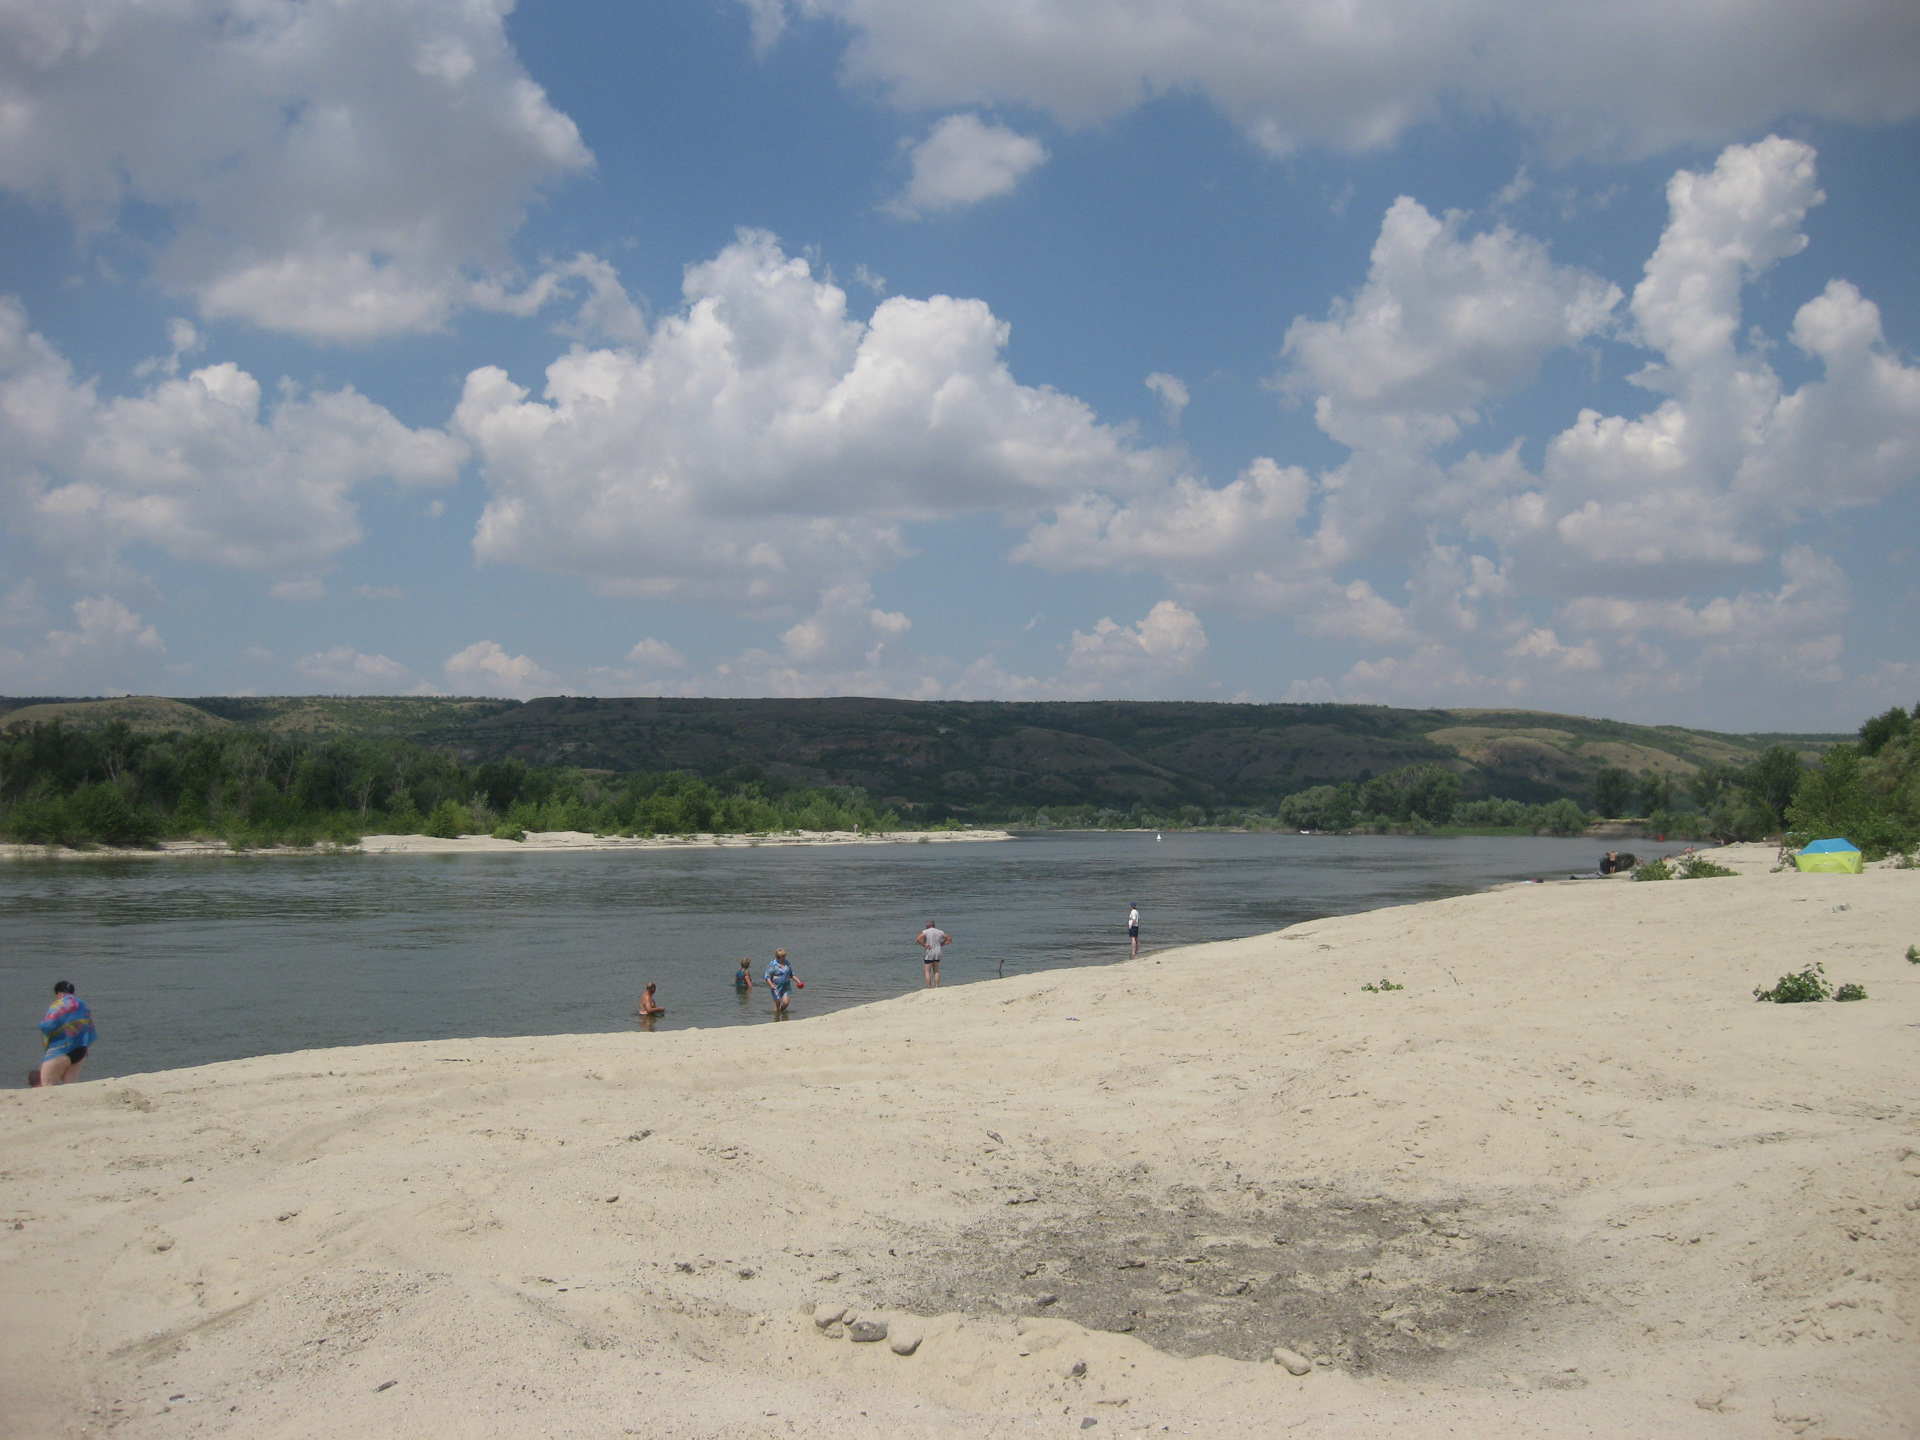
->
xmin=1 ymin=1 xmax=1917 ymax=730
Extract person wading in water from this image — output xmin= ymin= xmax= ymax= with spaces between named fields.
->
xmin=915 ymin=921 xmax=952 ymax=988
xmin=36 ymin=981 xmax=94 ymax=1087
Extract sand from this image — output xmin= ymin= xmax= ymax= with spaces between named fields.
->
xmin=3 ymin=843 xmax=1916 ymax=1438
xmin=0 ymin=827 xmax=1013 ymax=862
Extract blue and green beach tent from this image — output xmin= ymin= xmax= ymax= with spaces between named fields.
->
xmin=1795 ymin=838 xmax=1863 ymax=874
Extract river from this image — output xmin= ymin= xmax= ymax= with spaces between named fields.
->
xmin=2 ymin=831 xmax=1683 ymax=1080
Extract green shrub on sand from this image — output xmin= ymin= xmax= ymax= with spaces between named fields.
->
xmin=1676 ymin=855 xmax=1737 ymax=879
xmin=1634 ymin=853 xmax=1735 ymax=881
xmin=1754 ymin=964 xmax=1831 ymax=1003
xmin=491 ymin=822 xmax=526 ymax=842
xmin=1360 ymin=978 xmax=1405 ymax=993
xmin=424 ymin=800 xmax=476 ymax=839
xmin=1835 ymin=982 xmax=1867 ymax=1002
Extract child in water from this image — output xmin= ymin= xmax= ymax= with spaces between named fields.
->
xmin=734 ymin=960 xmax=752 ymax=992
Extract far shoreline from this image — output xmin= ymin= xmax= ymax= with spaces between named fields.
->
xmin=0 ymin=826 xmax=1016 ymax=862
xmin=0 ymin=824 xmax=1707 ymax=863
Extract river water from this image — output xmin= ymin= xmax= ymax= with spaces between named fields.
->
xmin=2 ymin=832 xmax=1683 ymax=1080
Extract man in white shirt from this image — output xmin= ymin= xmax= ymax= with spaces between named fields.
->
xmin=915 ymin=920 xmax=951 ymax=989
xmin=1128 ymin=905 xmax=1141 ymax=958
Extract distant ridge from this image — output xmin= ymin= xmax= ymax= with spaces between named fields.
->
xmin=0 ymin=694 xmax=1846 ymax=818
xmin=0 ymin=695 xmax=233 ymax=735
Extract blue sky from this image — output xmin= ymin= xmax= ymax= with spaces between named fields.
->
xmin=1 ymin=0 xmax=1916 ymax=729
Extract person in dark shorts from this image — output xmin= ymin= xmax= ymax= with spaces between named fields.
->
xmin=37 ymin=980 xmax=94 ymax=1087
xmin=915 ymin=921 xmax=951 ymax=988
xmin=1128 ymin=904 xmax=1141 ymax=958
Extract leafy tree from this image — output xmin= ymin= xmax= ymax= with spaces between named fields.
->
xmin=424 ymin=800 xmax=477 ymax=838
xmin=1355 ymin=763 xmax=1459 ymax=824
xmin=1637 ymin=770 xmax=1673 ymax=816
xmin=0 ymin=720 xmax=902 ymax=848
xmin=1858 ymin=704 xmax=1916 ymax=757
xmin=1786 ymin=742 xmax=1917 ymax=859
xmin=1278 ymin=784 xmax=1350 ymax=830
xmin=1538 ymin=798 xmax=1590 ymax=836
xmin=1742 ymin=744 xmax=1805 ymax=828
xmin=1592 ymin=766 xmax=1633 ymax=818
xmin=1686 ymin=763 xmax=1734 ymax=809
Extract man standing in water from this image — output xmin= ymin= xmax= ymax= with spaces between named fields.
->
xmin=36 ymin=980 xmax=94 ymax=1086
xmin=915 ymin=920 xmax=951 ymax=988
xmin=1128 ymin=904 xmax=1141 ymax=958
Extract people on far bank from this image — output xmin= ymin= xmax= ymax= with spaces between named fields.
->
xmin=35 ymin=980 xmax=94 ymax=1087
xmin=916 ymin=920 xmax=952 ymax=988
xmin=765 ymin=949 xmax=798 ymax=1017
xmin=1128 ymin=904 xmax=1141 ymax=958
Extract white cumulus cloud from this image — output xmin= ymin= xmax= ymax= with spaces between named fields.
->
xmin=624 ymin=638 xmax=686 ymax=671
xmin=890 ymin=113 xmax=1048 ymax=216
xmin=0 ymin=297 xmax=465 ymax=578
xmin=1006 ymin=136 xmax=1920 ymax=719
xmin=1018 ymin=199 xmax=1619 ymax=619
xmin=759 ymin=0 xmax=1920 ymax=158
xmin=455 ymin=230 xmax=1173 ymax=612
xmin=1145 ymin=372 xmax=1189 ymax=425
xmin=0 ymin=594 xmax=165 ymax=692
xmin=1057 ymin=600 xmax=1210 ymax=697
xmin=295 ymin=645 xmax=412 ymax=690
xmin=0 ymin=0 xmax=593 ymax=339
xmin=445 ymin=640 xmax=557 ymax=699
xmin=1496 ymin=137 xmax=1920 ymax=586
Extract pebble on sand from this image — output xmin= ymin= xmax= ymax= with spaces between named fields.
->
xmin=812 ymin=1302 xmax=845 ymax=1328
xmin=1273 ymin=1346 xmax=1312 ymax=1376
xmin=888 ymin=1330 xmax=922 ymax=1356
xmin=847 ymin=1319 xmax=889 ymax=1343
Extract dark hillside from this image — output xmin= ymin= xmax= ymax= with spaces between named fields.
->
xmin=404 ymin=697 xmax=1463 ymax=815
xmin=0 ymin=693 xmax=1846 ymax=821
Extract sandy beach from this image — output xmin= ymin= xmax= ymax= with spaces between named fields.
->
xmin=3 ymin=843 xmax=1915 ymax=1437
xmin=0 ymin=828 xmax=1014 ymax=862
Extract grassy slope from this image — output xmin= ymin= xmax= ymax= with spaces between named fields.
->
xmin=0 ymin=696 xmax=233 ymax=734
xmin=186 ymin=695 xmax=519 ymax=735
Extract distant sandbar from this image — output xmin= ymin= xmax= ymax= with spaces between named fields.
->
xmin=0 ymin=827 xmax=1013 ymax=861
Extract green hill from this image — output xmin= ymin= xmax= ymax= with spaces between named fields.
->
xmin=0 ymin=695 xmax=233 ymax=735
xmin=0 ymin=693 xmax=1843 ymax=820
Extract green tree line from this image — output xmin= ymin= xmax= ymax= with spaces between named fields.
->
xmin=1582 ymin=703 xmax=1920 ymax=855
xmin=0 ymin=721 xmax=898 ymax=848
xmin=1781 ymin=703 xmax=1920 ymax=858
xmin=1272 ymin=762 xmax=1590 ymax=836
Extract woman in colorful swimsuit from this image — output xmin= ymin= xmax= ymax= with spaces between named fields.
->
xmin=37 ymin=981 xmax=95 ymax=1087
xmin=765 ymin=949 xmax=802 ymax=1017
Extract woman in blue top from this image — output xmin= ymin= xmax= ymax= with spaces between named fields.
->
xmin=764 ymin=949 xmax=798 ymax=1017
xmin=37 ymin=980 xmax=95 ymax=1087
